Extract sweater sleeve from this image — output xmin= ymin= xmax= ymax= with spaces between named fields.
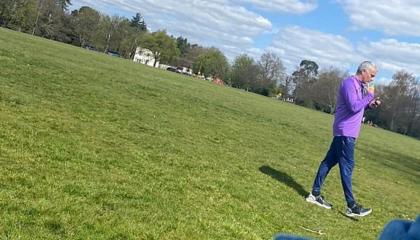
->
xmin=343 ymin=80 xmax=374 ymax=113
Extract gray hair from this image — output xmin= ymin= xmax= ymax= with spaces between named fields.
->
xmin=356 ymin=61 xmax=377 ymax=74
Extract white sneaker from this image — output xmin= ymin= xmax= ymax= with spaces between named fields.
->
xmin=305 ymin=193 xmax=332 ymax=209
xmin=346 ymin=204 xmax=372 ymax=217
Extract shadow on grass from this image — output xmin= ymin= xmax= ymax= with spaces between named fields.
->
xmin=259 ymin=165 xmax=309 ymax=198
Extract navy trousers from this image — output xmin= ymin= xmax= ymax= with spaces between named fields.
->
xmin=311 ymin=136 xmax=356 ymax=207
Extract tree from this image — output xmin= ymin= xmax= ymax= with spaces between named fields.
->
xmin=0 ymin=0 xmax=71 ymax=39
xmin=59 ymin=9 xmax=78 ymax=44
xmin=130 ymin=12 xmax=147 ymax=31
xmin=0 ymin=0 xmax=14 ymax=27
xmin=177 ymin=44 xmax=205 ymax=69
xmin=257 ymin=52 xmax=286 ymax=96
xmin=72 ymin=6 xmax=100 ymax=47
xmin=9 ymin=0 xmax=38 ymax=32
xmin=292 ymin=59 xmax=319 ymax=106
xmin=125 ymin=13 xmax=148 ymax=58
xmin=32 ymin=0 xmax=44 ymax=35
xmin=104 ymin=16 xmax=122 ymax=53
xmin=379 ymin=70 xmax=420 ymax=135
xmin=32 ymin=0 xmax=67 ymax=39
xmin=405 ymin=80 xmax=420 ymax=135
xmin=230 ymin=54 xmax=259 ymax=91
xmin=109 ymin=18 xmax=141 ymax=58
xmin=140 ymin=30 xmax=180 ymax=66
xmin=176 ymin=36 xmax=190 ymax=57
xmin=311 ymin=67 xmax=346 ymax=113
xmin=192 ymin=48 xmax=229 ymax=79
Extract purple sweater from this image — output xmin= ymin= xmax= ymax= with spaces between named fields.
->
xmin=333 ymin=75 xmax=374 ymax=138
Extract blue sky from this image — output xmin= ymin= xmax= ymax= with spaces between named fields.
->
xmin=70 ymin=0 xmax=420 ymax=84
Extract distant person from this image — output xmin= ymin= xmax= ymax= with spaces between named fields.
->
xmin=305 ymin=61 xmax=381 ymax=217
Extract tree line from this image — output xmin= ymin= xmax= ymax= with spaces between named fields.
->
xmin=1 ymin=0 xmax=202 ymax=66
xmin=1 ymin=0 xmax=419 ymax=139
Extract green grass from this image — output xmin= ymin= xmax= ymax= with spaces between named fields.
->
xmin=0 ymin=27 xmax=419 ymax=239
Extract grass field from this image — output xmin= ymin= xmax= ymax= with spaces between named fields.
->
xmin=0 ymin=27 xmax=419 ymax=239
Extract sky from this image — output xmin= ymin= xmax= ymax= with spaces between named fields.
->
xmin=70 ymin=0 xmax=420 ymax=84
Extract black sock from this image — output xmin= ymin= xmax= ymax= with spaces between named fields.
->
xmin=312 ymin=190 xmax=320 ymax=197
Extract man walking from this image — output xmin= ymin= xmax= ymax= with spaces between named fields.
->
xmin=306 ymin=61 xmax=381 ymax=217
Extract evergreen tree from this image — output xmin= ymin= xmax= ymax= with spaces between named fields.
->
xmin=130 ymin=12 xmax=147 ymax=31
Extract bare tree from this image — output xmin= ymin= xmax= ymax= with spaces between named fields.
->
xmin=380 ymin=70 xmax=419 ymax=134
xmin=405 ymin=77 xmax=420 ymax=135
xmin=257 ymin=52 xmax=286 ymax=96
xmin=311 ymin=67 xmax=346 ymax=113
xmin=104 ymin=16 xmax=121 ymax=53
xmin=32 ymin=0 xmax=44 ymax=35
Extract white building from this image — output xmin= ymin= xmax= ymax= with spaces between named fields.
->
xmin=133 ymin=47 xmax=159 ymax=67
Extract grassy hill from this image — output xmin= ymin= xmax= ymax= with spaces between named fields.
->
xmin=0 ymin=27 xmax=419 ymax=240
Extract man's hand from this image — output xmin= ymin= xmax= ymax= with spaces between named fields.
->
xmin=369 ymin=97 xmax=381 ymax=108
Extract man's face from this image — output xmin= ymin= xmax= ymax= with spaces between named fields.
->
xmin=361 ymin=68 xmax=377 ymax=83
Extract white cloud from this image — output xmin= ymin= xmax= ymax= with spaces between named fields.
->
xmin=268 ymin=26 xmax=358 ymax=71
xmin=267 ymin=26 xmax=420 ymax=78
xmin=236 ymin=0 xmax=317 ymax=14
xmin=357 ymin=39 xmax=420 ymax=74
xmin=339 ymin=0 xmax=420 ymax=36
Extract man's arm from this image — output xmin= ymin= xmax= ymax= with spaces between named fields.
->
xmin=343 ymin=81 xmax=374 ymax=113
